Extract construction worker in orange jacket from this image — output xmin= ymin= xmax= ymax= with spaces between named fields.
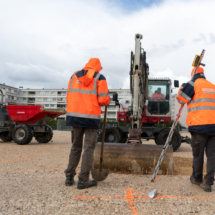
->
xmin=177 ymin=67 xmax=215 ymax=192
xmin=151 ymin=88 xmax=165 ymax=101
xmin=65 ymin=58 xmax=110 ymax=189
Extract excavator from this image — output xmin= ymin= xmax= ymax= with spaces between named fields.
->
xmin=98 ymin=34 xmax=190 ymax=152
xmin=93 ymin=34 xmax=181 ymax=174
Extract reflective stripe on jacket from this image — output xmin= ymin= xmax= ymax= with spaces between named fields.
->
xmin=176 ymin=71 xmax=215 ymax=134
xmin=66 ymin=58 xmax=110 ymax=129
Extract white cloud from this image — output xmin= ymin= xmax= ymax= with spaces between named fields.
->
xmin=149 ymin=68 xmax=190 ymax=94
xmin=0 ymin=0 xmax=214 ymax=90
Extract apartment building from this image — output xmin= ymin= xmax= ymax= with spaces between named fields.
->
xmin=101 ymin=89 xmax=131 ymax=119
xmin=18 ymin=88 xmax=132 ymax=120
xmin=0 ymin=83 xmax=20 ymax=104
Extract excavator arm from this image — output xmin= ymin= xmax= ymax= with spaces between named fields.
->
xmin=127 ymin=34 xmax=149 ymax=144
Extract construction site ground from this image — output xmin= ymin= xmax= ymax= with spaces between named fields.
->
xmin=0 ymin=130 xmax=215 ymax=215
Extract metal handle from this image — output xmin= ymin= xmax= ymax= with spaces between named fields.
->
xmin=100 ymin=106 xmax=107 ymax=169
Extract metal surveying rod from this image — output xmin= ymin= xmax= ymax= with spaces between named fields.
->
xmin=151 ymin=49 xmax=206 ymax=182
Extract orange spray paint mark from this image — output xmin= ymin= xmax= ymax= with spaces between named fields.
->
xmin=126 ymin=189 xmax=138 ymax=215
xmin=77 ymin=196 xmax=124 ymax=199
xmin=24 ymin=154 xmax=35 ymax=157
xmin=6 ymin=158 xmax=22 ymax=163
xmin=0 ymin=150 xmax=6 ymax=153
xmin=132 ymin=195 xmax=215 ymax=200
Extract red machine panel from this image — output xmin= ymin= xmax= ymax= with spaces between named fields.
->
xmin=6 ymin=105 xmax=65 ymax=124
xmin=117 ymin=108 xmax=171 ymax=125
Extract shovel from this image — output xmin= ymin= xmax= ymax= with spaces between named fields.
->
xmin=91 ymin=105 xmax=109 ymax=181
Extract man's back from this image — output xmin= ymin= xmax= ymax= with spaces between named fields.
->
xmin=66 ymin=58 xmax=110 ymax=129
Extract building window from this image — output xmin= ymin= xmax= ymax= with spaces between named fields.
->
xmin=125 ymin=91 xmax=131 ymax=95
xmin=47 ymin=98 xmax=57 ymax=102
xmin=43 ymin=91 xmax=50 ymax=95
xmin=57 ymin=104 xmax=66 ymax=108
xmin=28 ymin=91 xmax=35 ymax=95
xmin=117 ymin=91 xmax=125 ymax=95
xmin=108 ymin=106 xmax=116 ymax=110
xmin=8 ymin=95 xmax=14 ymax=100
xmin=43 ymin=98 xmax=51 ymax=102
xmin=51 ymin=91 xmax=57 ymax=95
xmin=107 ymin=112 xmax=116 ymax=116
xmin=28 ymin=98 xmax=35 ymax=102
xmin=35 ymin=97 xmax=43 ymax=101
xmin=8 ymin=88 xmax=11 ymax=93
xmin=57 ymin=98 xmax=66 ymax=102
xmin=19 ymin=97 xmax=27 ymax=101
xmin=14 ymin=89 xmax=17 ymax=94
xmin=44 ymin=104 xmax=49 ymax=108
xmin=36 ymin=91 xmax=43 ymax=95
xmin=50 ymin=104 xmax=57 ymax=108
xmin=20 ymin=91 xmax=27 ymax=95
xmin=58 ymin=91 xmax=66 ymax=96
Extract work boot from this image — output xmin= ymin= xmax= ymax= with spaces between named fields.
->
xmin=65 ymin=175 xmax=74 ymax=186
xmin=77 ymin=178 xmax=97 ymax=189
xmin=190 ymin=175 xmax=201 ymax=186
xmin=200 ymin=179 xmax=212 ymax=192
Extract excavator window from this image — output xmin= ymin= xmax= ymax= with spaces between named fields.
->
xmin=147 ymin=80 xmax=170 ymax=115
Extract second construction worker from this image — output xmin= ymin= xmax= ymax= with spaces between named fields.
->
xmin=177 ymin=67 xmax=215 ymax=192
xmin=151 ymin=87 xmax=165 ymax=101
xmin=65 ymin=58 xmax=110 ymax=189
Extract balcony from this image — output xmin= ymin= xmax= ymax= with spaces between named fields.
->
xmin=28 ymin=91 xmax=36 ymax=96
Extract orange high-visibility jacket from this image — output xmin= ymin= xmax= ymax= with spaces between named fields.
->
xmin=151 ymin=93 xmax=165 ymax=101
xmin=177 ymin=67 xmax=215 ymax=134
xmin=66 ymin=58 xmax=110 ymax=129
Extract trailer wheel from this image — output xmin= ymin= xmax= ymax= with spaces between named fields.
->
xmin=0 ymin=132 xmax=13 ymax=142
xmin=12 ymin=124 xmax=33 ymax=145
xmin=99 ymin=128 xmax=121 ymax=143
xmin=34 ymin=125 xmax=53 ymax=143
xmin=156 ymin=129 xmax=181 ymax=152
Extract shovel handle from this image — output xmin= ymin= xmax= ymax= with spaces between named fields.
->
xmin=100 ymin=106 xmax=107 ymax=161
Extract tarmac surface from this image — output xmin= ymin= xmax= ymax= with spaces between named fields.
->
xmin=0 ymin=130 xmax=215 ymax=215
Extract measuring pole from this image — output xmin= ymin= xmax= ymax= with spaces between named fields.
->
xmin=151 ymin=49 xmax=205 ymax=182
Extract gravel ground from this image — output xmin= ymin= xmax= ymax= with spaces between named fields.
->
xmin=0 ymin=131 xmax=214 ymax=215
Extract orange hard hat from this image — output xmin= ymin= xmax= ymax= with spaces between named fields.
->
xmin=191 ymin=67 xmax=204 ymax=77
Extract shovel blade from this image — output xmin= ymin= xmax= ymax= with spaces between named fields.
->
xmin=91 ymin=169 xmax=109 ymax=181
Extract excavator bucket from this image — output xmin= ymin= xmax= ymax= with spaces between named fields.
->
xmin=93 ymin=143 xmax=173 ymax=174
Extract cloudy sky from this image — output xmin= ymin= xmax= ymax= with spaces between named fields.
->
xmin=0 ymin=0 xmax=214 ymax=93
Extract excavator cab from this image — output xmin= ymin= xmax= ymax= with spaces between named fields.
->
xmin=147 ymin=79 xmax=171 ymax=115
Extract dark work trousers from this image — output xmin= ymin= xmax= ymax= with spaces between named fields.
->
xmin=191 ymin=132 xmax=215 ymax=185
xmin=64 ymin=127 xmax=98 ymax=181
